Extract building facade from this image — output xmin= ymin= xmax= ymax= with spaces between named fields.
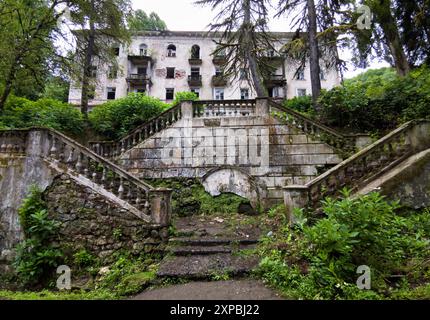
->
xmin=68 ymin=31 xmax=340 ymax=107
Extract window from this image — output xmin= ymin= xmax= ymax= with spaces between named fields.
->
xmin=320 ymin=69 xmax=326 ymax=80
xmin=191 ymin=45 xmax=200 ymax=59
xmin=166 ymin=88 xmax=174 ymax=100
xmin=139 ymin=43 xmax=148 ymax=56
xmin=137 ymin=67 xmax=147 ymax=76
xmin=90 ymin=66 xmax=97 ymax=78
xmin=215 ymin=66 xmax=223 ymax=76
xmin=296 ymin=88 xmax=307 ymax=97
xmin=273 ymin=87 xmax=280 ymax=97
xmin=239 ymin=68 xmax=248 ymax=80
xmin=190 ymin=67 xmax=200 ymax=79
xmin=190 ymin=88 xmax=200 ymax=98
xmin=166 ymin=67 xmax=175 ymax=79
xmin=214 ymin=88 xmax=224 ymax=100
xmin=296 ymin=68 xmax=305 ymax=80
xmin=240 ymin=88 xmax=249 ymax=100
xmin=108 ymin=66 xmax=118 ymax=79
xmin=107 ymin=87 xmax=116 ymax=100
xmin=167 ymin=44 xmax=176 ymax=57
xmin=137 ymin=88 xmax=146 ymax=93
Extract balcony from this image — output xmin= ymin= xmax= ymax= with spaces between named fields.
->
xmin=264 ymin=75 xmax=286 ymax=87
xmin=126 ymin=74 xmax=151 ymax=86
xmin=212 ymin=55 xmax=226 ymax=65
xmin=128 ymin=53 xmax=152 ymax=65
xmin=188 ymin=75 xmax=202 ymax=87
xmin=212 ymin=75 xmax=228 ymax=87
xmin=262 ymin=54 xmax=284 ymax=67
xmin=189 ymin=57 xmax=202 ymax=65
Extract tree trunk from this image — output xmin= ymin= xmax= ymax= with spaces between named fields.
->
xmin=307 ymin=0 xmax=322 ymax=109
xmin=373 ymin=0 xmax=410 ymax=76
xmin=80 ymin=1 xmax=96 ymax=118
xmin=243 ymin=0 xmax=267 ymax=97
xmin=0 ymin=62 xmax=18 ymax=112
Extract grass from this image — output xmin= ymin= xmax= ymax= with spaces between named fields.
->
xmin=0 ymin=289 xmax=119 ymax=300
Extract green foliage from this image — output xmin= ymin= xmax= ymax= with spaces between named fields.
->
xmin=14 ymin=187 xmax=63 ymax=285
xmin=0 ymin=289 xmax=118 ymax=300
xmin=172 ymin=91 xmax=199 ymax=105
xmin=127 ymin=9 xmax=167 ymax=31
xmin=146 ymin=178 xmax=250 ymax=216
xmin=89 ymin=93 xmax=168 ymax=139
xmin=96 ymin=251 xmax=159 ymax=296
xmin=318 ymin=66 xmax=430 ymax=133
xmin=73 ymin=249 xmax=96 ymax=268
xmin=0 ymin=96 xmax=84 ymax=136
xmin=257 ymin=192 xmax=430 ymax=299
xmin=283 ymin=95 xmax=313 ymax=114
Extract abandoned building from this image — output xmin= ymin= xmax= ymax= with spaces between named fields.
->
xmin=67 ymin=31 xmax=340 ymax=107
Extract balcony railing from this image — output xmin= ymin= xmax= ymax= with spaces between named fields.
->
xmin=126 ymin=74 xmax=151 ymax=85
xmin=189 ymin=57 xmax=202 ymax=65
xmin=128 ymin=54 xmax=152 ymax=64
xmin=264 ymin=75 xmax=287 ymax=86
xmin=212 ymin=75 xmax=228 ymax=86
xmin=212 ymin=55 xmax=226 ymax=65
xmin=188 ymin=75 xmax=202 ymax=86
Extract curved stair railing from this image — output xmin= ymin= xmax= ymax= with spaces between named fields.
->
xmin=283 ymin=120 xmax=430 ymax=213
xmin=268 ymin=99 xmax=356 ymax=154
xmin=0 ymin=128 xmax=172 ymax=225
xmin=193 ymin=99 xmax=256 ymax=117
xmin=89 ymin=102 xmax=182 ymax=158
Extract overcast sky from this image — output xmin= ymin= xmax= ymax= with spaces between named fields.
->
xmin=131 ymin=0 xmax=389 ymax=78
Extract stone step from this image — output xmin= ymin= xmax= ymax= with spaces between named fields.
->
xmin=168 ymin=237 xmax=259 ymax=247
xmin=167 ymin=243 xmax=257 ymax=256
xmin=156 ymin=253 xmax=260 ymax=279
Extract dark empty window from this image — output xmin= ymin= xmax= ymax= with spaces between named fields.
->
xmin=191 ymin=45 xmax=200 ymax=59
xmin=113 ymin=47 xmax=120 ymax=56
xmin=166 ymin=67 xmax=175 ymax=79
xmin=190 ymin=88 xmax=200 ymax=98
xmin=138 ymin=67 xmax=147 ymax=75
xmin=90 ymin=66 xmax=97 ymax=78
xmin=108 ymin=66 xmax=118 ymax=79
xmin=88 ymin=85 xmax=96 ymax=100
xmin=296 ymin=68 xmax=305 ymax=80
xmin=107 ymin=87 xmax=116 ymax=100
xmin=167 ymin=44 xmax=176 ymax=57
xmin=166 ymin=88 xmax=174 ymax=100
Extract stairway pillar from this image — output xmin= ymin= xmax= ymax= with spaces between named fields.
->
xmin=255 ymin=97 xmax=269 ymax=116
xmin=181 ymin=100 xmax=194 ymax=119
xmin=150 ymin=188 xmax=173 ymax=226
xmin=283 ymin=185 xmax=309 ymax=226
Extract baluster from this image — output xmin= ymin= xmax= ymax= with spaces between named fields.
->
xmin=83 ymin=156 xmax=90 ymax=178
xmin=121 ymin=141 xmax=125 ymax=154
xmin=101 ymin=167 xmax=107 ymax=188
xmin=50 ymin=136 xmax=58 ymax=160
xmin=126 ymin=183 xmax=133 ymax=200
xmin=118 ymin=178 xmax=124 ymax=198
xmin=75 ymin=153 xmax=83 ymax=173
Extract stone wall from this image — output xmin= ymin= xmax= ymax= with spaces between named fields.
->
xmin=119 ymin=115 xmax=342 ymax=207
xmin=45 ymin=174 xmax=167 ymax=262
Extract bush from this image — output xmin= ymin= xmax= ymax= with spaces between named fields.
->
xmin=317 ymin=66 xmax=430 ymax=133
xmin=257 ymin=192 xmax=430 ymax=299
xmin=0 ymin=96 xmax=84 ymax=136
xmin=89 ymin=93 xmax=168 ymax=139
xmin=14 ymin=187 xmax=63 ymax=286
xmin=284 ymin=95 xmax=313 ymax=114
xmin=172 ymin=91 xmax=199 ymax=105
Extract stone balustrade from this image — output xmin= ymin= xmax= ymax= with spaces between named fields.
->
xmin=89 ymin=102 xmax=182 ymax=158
xmin=193 ymin=99 xmax=256 ymax=117
xmin=283 ymin=120 xmax=430 ymax=217
xmin=0 ymin=128 xmax=172 ymax=226
xmin=269 ymin=99 xmax=356 ymax=153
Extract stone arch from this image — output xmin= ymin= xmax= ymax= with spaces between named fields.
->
xmin=201 ymin=166 xmax=260 ymax=209
xmin=139 ymin=43 xmax=148 ymax=56
xmin=191 ymin=44 xmax=200 ymax=59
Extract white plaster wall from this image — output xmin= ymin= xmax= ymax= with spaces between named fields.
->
xmin=68 ymin=32 xmax=340 ymax=106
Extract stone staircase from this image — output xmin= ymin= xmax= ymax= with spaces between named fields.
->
xmin=157 ymin=215 xmax=261 ymax=279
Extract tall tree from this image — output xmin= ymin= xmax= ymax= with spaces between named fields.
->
xmin=127 ymin=9 xmax=167 ymax=31
xmin=67 ymin=0 xmax=131 ymax=117
xmin=0 ymin=0 xmax=64 ymax=111
xmin=196 ymin=0 xmax=273 ymax=97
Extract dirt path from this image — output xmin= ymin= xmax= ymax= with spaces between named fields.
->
xmin=132 ymin=280 xmax=284 ymax=300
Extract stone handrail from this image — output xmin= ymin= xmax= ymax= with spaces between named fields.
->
xmin=283 ymin=120 xmax=430 ymax=219
xmin=193 ymin=99 xmax=256 ymax=117
xmin=1 ymin=128 xmax=172 ymax=225
xmin=268 ymin=99 xmax=355 ymax=153
xmin=89 ymin=102 xmax=182 ymax=158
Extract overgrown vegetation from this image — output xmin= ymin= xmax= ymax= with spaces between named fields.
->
xmin=0 ymin=96 xmax=83 ymax=136
xmin=88 ymin=93 xmax=168 ymax=140
xmin=257 ymin=191 xmax=430 ymax=299
xmin=14 ymin=186 xmax=63 ymax=286
xmin=145 ymin=178 xmax=252 ymax=216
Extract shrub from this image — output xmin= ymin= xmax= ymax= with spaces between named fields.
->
xmin=284 ymin=95 xmax=313 ymax=114
xmin=257 ymin=192 xmax=430 ymax=299
xmin=14 ymin=187 xmax=63 ymax=285
xmin=317 ymin=66 xmax=430 ymax=133
xmin=0 ymin=96 xmax=83 ymax=136
xmin=172 ymin=91 xmax=199 ymax=105
xmin=89 ymin=93 xmax=168 ymax=139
